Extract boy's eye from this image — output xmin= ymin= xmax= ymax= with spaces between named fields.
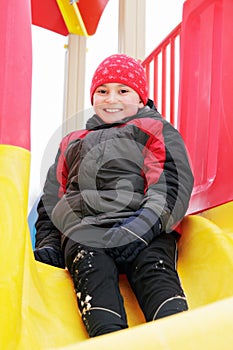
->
xmin=97 ymin=89 xmax=107 ymax=94
xmin=119 ymin=89 xmax=128 ymax=94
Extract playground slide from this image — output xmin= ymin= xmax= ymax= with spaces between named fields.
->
xmin=1 ymin=151 xmax=233 ymax=349
xmin=1 ymin=0 xmax=233 ymax=348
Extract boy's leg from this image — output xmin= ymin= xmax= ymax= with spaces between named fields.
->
xmin=126 ymin=233 xmax=188 ymax=322
xmin=67 ymin=245 xmax=128 ymax=337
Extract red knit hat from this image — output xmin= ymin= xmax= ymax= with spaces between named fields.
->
xmin=90 ymin=54 xmax=148 ymax=105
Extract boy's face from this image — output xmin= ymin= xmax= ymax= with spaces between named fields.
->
xmin=93 ymin=83 xmax=144 ymax=123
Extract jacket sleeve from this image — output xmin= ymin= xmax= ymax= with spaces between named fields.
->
xmin=35 ymin=142 xmax=69 ymax=250
xmin=145 ymin=120 xmax=194 ymax=232
xmin=120 ymin=117 xmax=194 ymax=236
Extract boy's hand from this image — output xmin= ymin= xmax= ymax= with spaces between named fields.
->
xmin=103 ymin=208 xmax=161 ymax=264
xmin=103 ymin=226 xmax=151 ymax=263
xmin=34 ymin=246 xmax=65 ymax=268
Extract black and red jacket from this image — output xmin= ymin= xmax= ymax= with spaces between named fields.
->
xmin=35 ymin=103 xmax=194 ymax=258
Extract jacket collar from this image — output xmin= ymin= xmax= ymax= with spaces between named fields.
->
xmin=86 ymin=105 xmax=157 ymax=131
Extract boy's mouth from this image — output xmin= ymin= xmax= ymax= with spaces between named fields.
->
xmin=104 ymin=108 xmax=123 ymax=113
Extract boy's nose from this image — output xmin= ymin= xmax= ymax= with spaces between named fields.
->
xmin=105 ymin=91 xmax=118 ymax=103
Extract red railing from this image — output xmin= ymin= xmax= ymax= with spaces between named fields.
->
xmin=142 ymin=23 xmax=181 ymax=126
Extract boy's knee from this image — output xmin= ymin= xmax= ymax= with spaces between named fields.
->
xmin=83 ymin=308 xmax=128 ymax=337
xmin=153 ymin=296 xmax=188 ymax=321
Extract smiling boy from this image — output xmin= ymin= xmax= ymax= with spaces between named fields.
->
xmin=34 ymin=54 xmax=194 ymax=337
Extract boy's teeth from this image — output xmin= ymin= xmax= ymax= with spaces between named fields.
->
xmin=105 ymin=108 xmax=120 ymax=113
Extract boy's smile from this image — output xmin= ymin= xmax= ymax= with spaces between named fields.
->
xmin=93 ymin=83 xmax=144 ymax=123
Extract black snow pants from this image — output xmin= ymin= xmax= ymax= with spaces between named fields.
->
xmin=66 ymin=232 xmax=188 ymax=337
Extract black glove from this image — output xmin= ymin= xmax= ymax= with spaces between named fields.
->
xmin=103 ymin=208 xmax=161 ymax=264
xmin=34 ymin=246 xmax=65 ymax=268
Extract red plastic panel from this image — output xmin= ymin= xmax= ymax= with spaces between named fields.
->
xmin=31 ymin=0 xmax=69 ymax=36
xmin=0 ymin=0 xmax=32 ymax=149
xmin=78 ymin=0 xmax=109 ymax=35
xmin=31 ymin=0 xmax=109 ymax=36
xmin=178 ymin=0 xmax=233 ymax=214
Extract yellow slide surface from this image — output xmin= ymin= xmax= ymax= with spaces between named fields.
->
xmin=1 ymin=144 xmax=233 ymax=349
